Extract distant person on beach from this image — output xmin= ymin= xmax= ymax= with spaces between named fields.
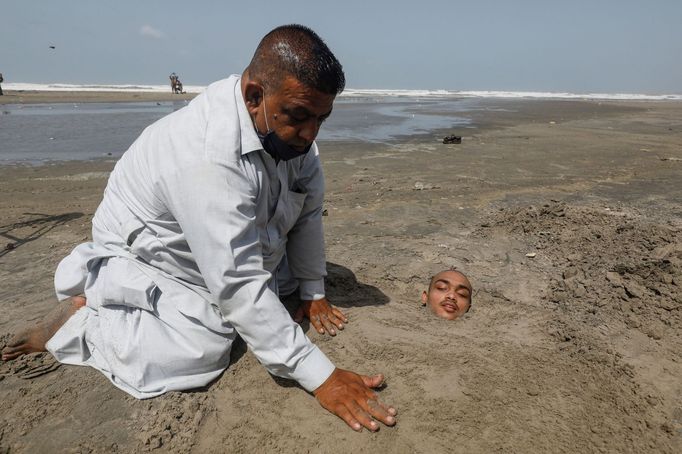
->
xmin=169 ymin=72 xmax=185 ymax=94
xmin=3 ymin=25 xmax=396 ymax=433
xmin=0 ymin=73 xmax=4 ymax=95
xmin=421 ymin=269 xmax=472 ymax=320
xmin=174 ymin=76 xmax=184 ymax=94
xmin=169 ymin=72 xmax=177 ymax=93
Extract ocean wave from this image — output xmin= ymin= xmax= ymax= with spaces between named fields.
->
xmin=341 ymin=88 xmax=682 ymax=101
xmin=3 ymin=83 xmax=681 ymax=101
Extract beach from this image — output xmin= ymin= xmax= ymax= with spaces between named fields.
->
xmin=0 ymin=90 xmax=197 ymax=105
xmin=1 ymin=93 xmax=681 ymax=453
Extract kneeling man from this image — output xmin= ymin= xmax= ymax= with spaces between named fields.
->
xmin=2 ymin=24 xmax=395 ymax=432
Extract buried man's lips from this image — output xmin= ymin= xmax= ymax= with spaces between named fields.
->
xmin=440 ymin=301 xmax=458 ymax=313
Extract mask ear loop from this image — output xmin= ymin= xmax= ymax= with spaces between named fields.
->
xmin=262 ymin=88 xmax=271 ymax=132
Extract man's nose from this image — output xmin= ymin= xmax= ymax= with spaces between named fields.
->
xmin=299 ymin=119 xmax=321 ymax=143
xmin=445 ymin=292 xmax=461 ymax=309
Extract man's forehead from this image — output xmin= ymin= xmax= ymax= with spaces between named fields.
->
xmin=432 ymin=271 xmax=471 ymax=288
xmin=277 ymin=77 xmax=335 ymax=110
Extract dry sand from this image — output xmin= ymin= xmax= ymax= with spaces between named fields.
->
xmin=1 ymin=96 xmax=681 ymax=453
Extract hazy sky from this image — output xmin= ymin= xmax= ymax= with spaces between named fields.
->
xmin=2 ymin=0 xmax=681 ymax=93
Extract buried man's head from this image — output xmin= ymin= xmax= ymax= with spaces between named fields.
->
xmin=421 ymin=269 xmax=472 ymax=320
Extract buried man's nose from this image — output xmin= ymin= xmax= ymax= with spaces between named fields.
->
xmin=445 ymin=291 xmax=461 ymax=308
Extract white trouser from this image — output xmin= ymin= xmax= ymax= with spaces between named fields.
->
xmin=47 ymin=255 xmax=236 ymax=399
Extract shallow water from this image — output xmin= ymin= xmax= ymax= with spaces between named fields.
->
xmin=0 ymin=97 xmax=473 ymax=164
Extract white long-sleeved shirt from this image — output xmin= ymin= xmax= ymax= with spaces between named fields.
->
xmin=60 ymin=75 xmax=335 ymax=392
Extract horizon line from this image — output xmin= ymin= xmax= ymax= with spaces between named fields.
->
xmin=3 ymin=82 xmax=682 ymax=101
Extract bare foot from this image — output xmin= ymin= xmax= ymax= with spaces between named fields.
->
xmin=1 ymin=296 xmax=86 ymax=361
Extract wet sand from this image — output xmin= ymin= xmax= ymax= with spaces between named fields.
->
xmin=0 ymin=90 xmax=197 ymax=104
xmin=1 ymin=96 xmax=681 ymax=453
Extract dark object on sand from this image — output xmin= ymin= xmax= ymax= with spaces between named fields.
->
xmin=443 ymin=135 xmax=462 ymax=144
xmin=5 ymin=242 xmax=15 ymax=251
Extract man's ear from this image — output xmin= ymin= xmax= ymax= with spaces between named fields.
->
xmin=244 ymin=81 xmax=263 ymax=115
xmin=421 ymin=291 xmax=428 ymax=306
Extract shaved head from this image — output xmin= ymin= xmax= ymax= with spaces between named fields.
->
xmin=423 ymin=269 xmax=473 ymax=320
xmin=428 ymin=268 xmax=470 ymax=292
xmin=247 ymin=24 xmax=345 ymax=95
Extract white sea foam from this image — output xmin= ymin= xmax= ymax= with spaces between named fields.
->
xmin=4 ymin=83 xmax=681 ymax=101
xmin=341 ymin=88 xmax=682 ymax=101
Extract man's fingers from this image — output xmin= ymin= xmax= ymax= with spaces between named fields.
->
xmin=361 ymin=373 xmax=385 ymax=389
xmin=348 ymin=400 xmax=379 ymax=432
xmin=367 ymin=399 xmax=397 ymax=425
xmin=314 ymin=368 xmax=398 ymax=432
xmin=319 ymin=314 xmax=337 ymax=336
xmin=309 ymin=315 xmax=325 ymax=334
xmin=331 ymin=307 xmax=348 ymax=324
xmin=301 ymin=300 xmax=347 ymax=335
xmin=328 ymin=311 xmax=345 ymax=330
xmin=336 ymin=406 xmax=363 ymax=432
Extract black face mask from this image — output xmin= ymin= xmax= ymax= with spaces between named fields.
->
xmin=256 ymin=90 xmax=312 ymax=162
xmin=257 ymin=130 xmax=312 ymax=162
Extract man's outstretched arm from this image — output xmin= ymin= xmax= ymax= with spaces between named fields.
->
xmin=163 ymin=160 xmax=334 ymax=391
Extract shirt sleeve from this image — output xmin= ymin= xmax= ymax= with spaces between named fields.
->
xmin=286 ymin=146 xmax=327 ymax=301
xmin=161 ymin=159 xmax=334 ymax=392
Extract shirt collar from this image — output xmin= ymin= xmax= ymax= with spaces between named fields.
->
xmin=234 ymin=77 xmax=264 ymax=156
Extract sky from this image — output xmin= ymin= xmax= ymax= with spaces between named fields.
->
xmin=2 ymin=0 xmax=681 ymax=93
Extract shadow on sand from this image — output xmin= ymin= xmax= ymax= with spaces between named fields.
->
xmin=0 ymin=212 xmax=83 ymax=258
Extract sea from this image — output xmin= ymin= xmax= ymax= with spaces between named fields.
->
xmin=1 ymin=83 xmax=681 ymax=165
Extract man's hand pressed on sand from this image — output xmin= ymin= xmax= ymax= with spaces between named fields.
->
xmin=295 ymin=300 xmax=397 ymax=429
xmin=314 ymin=368 xmax=397 ymax=431
xmin=294 ymin=298 xmax=347 ymax=336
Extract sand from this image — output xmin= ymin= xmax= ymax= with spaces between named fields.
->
xmin=1 ymin=96 xmax=681 ymax=453
xmin=0 ymin=90 xmax=196 ymax=105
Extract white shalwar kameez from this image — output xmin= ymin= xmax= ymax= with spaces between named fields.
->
xmin=47 ymin=75 xmax=336 ymax=399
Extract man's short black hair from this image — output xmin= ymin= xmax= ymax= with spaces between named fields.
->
xmin=248 ymin=24 xmax=345 ymax=95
